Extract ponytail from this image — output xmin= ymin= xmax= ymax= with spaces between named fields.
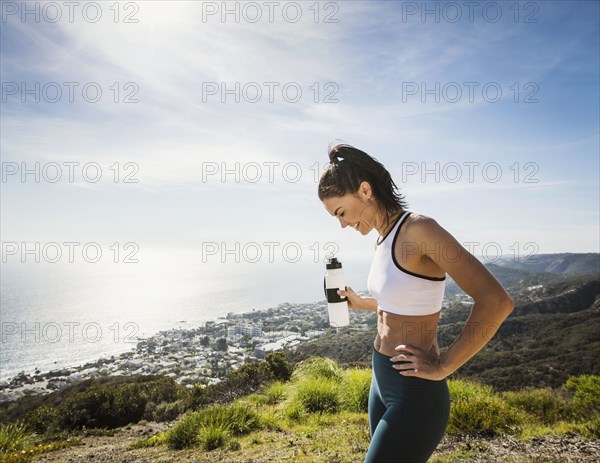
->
xmin=318 ymin=142 xmax=409 ymax=226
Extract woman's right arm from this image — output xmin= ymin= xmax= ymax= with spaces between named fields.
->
xmin=337 ymin=287 xmax=378 ymax=312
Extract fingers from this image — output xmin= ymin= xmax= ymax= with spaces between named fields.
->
xmin=337 ymin=286 xmax=355 ymax=296
xmin=391 ymin=344 xmax=416 ymax=362
xmin=394 ymin=344 xmax=414 ymax=353
xmin=391 ymin=360 xmax=417 ymax=375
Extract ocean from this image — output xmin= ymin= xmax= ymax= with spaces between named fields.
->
xmin=0 ymin=247 xmax=371 ymax=381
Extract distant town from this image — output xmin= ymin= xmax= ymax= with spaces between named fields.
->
xmin=0 ymin=292 xmax=475 ymax=402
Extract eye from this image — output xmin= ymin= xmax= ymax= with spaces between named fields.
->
xmin=340 ymin=212 xmax=345 ymax=217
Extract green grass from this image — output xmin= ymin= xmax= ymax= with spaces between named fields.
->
xmin=0 ymin=422 xmax=33 ymax=453
xmin=145 ymin=357 xmax=599 ymax=460
xmin=166 ymin=403 xmax=263 ymax=450
xmin=2 ymin=356 xmax=598 ymax=462
xmin=446 ymin=378 xmax=525 ymax=436
xmin=0 ymin=421 xmax=81 ymax=463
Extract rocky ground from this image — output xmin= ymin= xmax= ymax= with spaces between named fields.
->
xmin=30 ymin=420 xmax=600 ymax=463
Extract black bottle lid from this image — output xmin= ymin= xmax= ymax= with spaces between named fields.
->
xmin=326 ymin=257 xmax=342 ymax=269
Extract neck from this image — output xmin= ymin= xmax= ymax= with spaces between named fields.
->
xmin=376 ymin=210 xmax=402 ymax=237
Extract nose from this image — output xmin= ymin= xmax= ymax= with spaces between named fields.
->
xmin=339 ymin=218 xmax=350 ymax=228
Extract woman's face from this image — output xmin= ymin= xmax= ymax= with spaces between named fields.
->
xmin=322 ymin=184 xmax=380 ymax=235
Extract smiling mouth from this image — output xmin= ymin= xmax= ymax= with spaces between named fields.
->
xmin=353 ymin=222 xmax=360 ymax=230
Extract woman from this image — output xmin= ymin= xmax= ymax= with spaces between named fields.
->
xmin=318 ymin=143 xmax=515 ymax=463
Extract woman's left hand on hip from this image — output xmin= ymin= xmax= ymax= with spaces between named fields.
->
xmin=390 ymin=344 xmax=447 ymax=381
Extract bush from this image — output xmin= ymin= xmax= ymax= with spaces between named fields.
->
xmin=58 ymin=376 xmax=180 ymax=430
xmin=265 ymin=352 xmax=293 ymax=382
xmin=501 ymin=387 xmax=572 ymax=424
xmin=143 ymin=400 xmax=186 ymax=422
xmin=447 ymin=379 xmax=524 ymax=437
xmin=166 ymin=412 xmax=202 ymax=450
xmin=0 ymin=421 xmax=35 ymax=453
xmin=23 ymin=405 xmax=60 ymax=434
xmin=291 ymin=357 xmax=344 ymax=383
xmin=199 ymin=423 xmax=229 ymax=451
xmin=339 ymin=368 xmax=371 ymax=413
xmin=283 ymin=400 xmax=305 ymax=422
xmin=263 ymin=381 xmax=287 ymax=405
xmin=202 ymin=362 xmax=275 ymax=405
xmin=564 ymin=374 xmax=600 ymax=419
xmin=295 ymin=377 xmax=340 ymax=414
xmin=197 ymin=404 xmax=261 ymax=436
xmin=166 ymin=403 xmax=262 ymax=450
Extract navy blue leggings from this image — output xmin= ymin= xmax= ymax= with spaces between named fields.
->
xmin=364 ymin=347 xmax=451 ymax=463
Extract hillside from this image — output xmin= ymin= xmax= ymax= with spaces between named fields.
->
xmin=1 ymin=357 xmax=598 ymax=463
xmin=495 ymin=252 xmax=600 ymax=273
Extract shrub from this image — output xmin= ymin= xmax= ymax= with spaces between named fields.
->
xmin=57 ymin=377 xmax=180 ymax=430
xmin=263 ymin=381 xmax=287 ymax=405
xmin=447 ymin=378 xmax=524 ymax=437
xmin=0 ymin=421 xmax=35 ymax=452
xmin=166 ymin=412 xmax=202 ymax=450
xmin=291 ymin=357 xmax=344 ymax=383
xmin=265 ymin=352 xmax=294 ymax=382
xmin=23 ymin=405 xmax=60 ymax=434
xmin=143 ymin=400 xmax=186 ymax=423
xmin=564 ymin=374 xmax=600 ymax=419
xmin=199 ymin=423 xmax=229 ymax=451
xmin=166 ymin=403 xmax=261 ymax=450
xmin=339 ymin=368 xmax=371 ymax=413
xmin=283 ymin=400 xmax=305 ymax=422
xmin=501 ymin=387 xmax=572 ymax=424
xmin=185 ymin=383 xmax=208 ymax=411
xmin=295 ymin=377 xmax=340 ymax=414
xmin=202 ymin=362 xmax=275 ymax=405
xmin=196 ymin=404 xmax=261 ymax=436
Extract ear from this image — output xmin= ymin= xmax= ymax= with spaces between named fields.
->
xmin=359 ymin=181 xmax=371 ymax=196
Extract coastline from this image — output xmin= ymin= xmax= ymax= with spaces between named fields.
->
xmin=0 ymin=298 xmax=374 ymax=403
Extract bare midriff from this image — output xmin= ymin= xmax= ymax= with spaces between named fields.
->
xmin=373 ymin=308 xmax=441 ymax=357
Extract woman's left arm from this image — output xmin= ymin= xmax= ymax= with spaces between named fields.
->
xmin=408 ymin=215 xmax=515 ymax=378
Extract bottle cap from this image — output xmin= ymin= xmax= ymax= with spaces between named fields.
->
xmin=326 ymin=257 xmax=342 ymax=269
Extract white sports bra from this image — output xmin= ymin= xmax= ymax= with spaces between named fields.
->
xmin=367 ymin=210 xmax=446 ymax=316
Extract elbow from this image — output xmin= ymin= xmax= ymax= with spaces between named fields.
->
xmin=499 ymin=294 xmax=515 ymax=314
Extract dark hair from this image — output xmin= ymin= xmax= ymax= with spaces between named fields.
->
xmin=317 ymin=142 xmax=409 ymax=226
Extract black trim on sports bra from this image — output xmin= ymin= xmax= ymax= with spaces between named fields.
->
xmin=391 ymin=212 xmax=447 ymax=281
xmin=376 ymin=212 xmax=405 ymax=246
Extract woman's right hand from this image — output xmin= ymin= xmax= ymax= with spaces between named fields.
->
xmin=337 ymin=286 xmax=378 ymax=312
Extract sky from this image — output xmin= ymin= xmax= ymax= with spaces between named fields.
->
xmin=1 ymin=0 xmax=599 ymax=272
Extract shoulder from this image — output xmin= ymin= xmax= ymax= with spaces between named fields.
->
xmin=401 ymin=212 xmax=454 ymax=253
xmin=403 ymin=211 xmax=438 ymax=237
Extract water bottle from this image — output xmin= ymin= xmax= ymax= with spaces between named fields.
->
xmin=323 ymin=257 xmax=350 ymax=327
